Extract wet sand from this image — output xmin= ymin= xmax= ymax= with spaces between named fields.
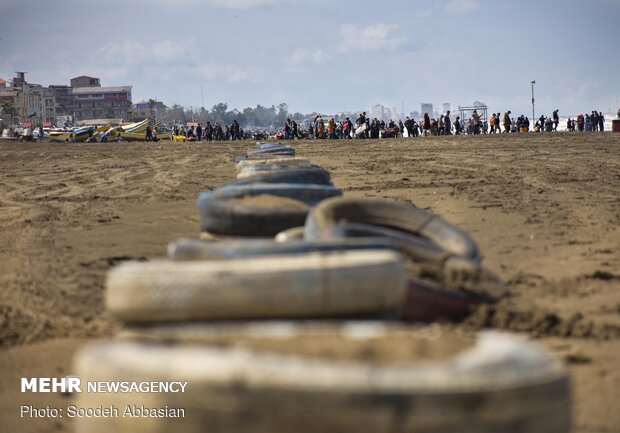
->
xmin=0 ymin=133 xmax=618 ymax=432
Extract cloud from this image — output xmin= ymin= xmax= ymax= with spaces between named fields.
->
xmin=414 ymin=10 xmax=433 ymax=17
xmin=445 ymin=0 xmax=480 ymax=14
xmin=95 ymin=40 xmax=191 ymax=65
xmin=288 ymin=48 xmax=331 ymax=70
xmin=174 ymin=64 xmax=261 ymax=84
xmin=339 ymin=23 xmax=406 ymax=52
xmin=76 ymin=0 xmax=285 ymax=8
xmin=92 ymin=39 xmax=259 ymax=85
xmin=206 ymin=0 xmax=283 ymax=8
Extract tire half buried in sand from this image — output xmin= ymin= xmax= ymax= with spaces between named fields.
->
xmin=305 ymin=197 xmax=481 ymax=261
xmin=106 ymin=250 xmax=408 ymax=322
xmin=74 ymin=323 xmax=571 ymax=433
xmin=200 ymin=194 xmax=311 ymax=236
xmin=235 ymin=156 xmax=312 ymax=173
xmin=198 ymin=184 xmax=341 ymax=236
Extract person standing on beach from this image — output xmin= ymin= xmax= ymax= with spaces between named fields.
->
xmin=343 ymin=117 xmax=352 ymax=139
xmin=423 ymin=113 xmax=431 ymax=136
xmin=205 ymin=121 xmax=213 ymax=141
xmin=444 ymin=111 xmax=451 ymax=135
xmin=472 ymin=110 xmax=481 ymax=135
xmin=291 ymin=120 xmax=299 ymax=139
xmin=196 ymin=123 xmax=203 ymax=141
xmin=404 ymin=116 xmax=413 ymax=138
xmin=503 ymin=111 xmax=511 ymax=133
xmin=552 ymin=110 xmax=559 ymax=131
xmin=598 ymin=112 xmax=604 ymax=131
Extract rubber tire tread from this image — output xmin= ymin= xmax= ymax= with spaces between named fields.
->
xmin=74 ymin=328 xmax=570 ymax=433
xmin=305 ymin=197 xmax=481 ymax=260
xmin=228 ymin=167 xmax=333 ymax=186
xmin=198 ymin=184 xmax=342 ymax=236
xmin=106 ymin=250 xmax=408 ymax=322
xmin=167 ymin=238 xmax=403 ymax=261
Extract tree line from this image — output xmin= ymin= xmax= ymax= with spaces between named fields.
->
xmin=156 ymin=101 xmax=323 ymax=128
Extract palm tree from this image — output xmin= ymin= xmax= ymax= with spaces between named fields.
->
xmin=148 ymin=99 xmax=157 ymax=124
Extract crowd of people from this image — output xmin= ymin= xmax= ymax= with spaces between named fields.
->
xmin=152 ymin=120 xmax=247 ymax=142
xmin=565 ymin=111 xmax=606 ymax=132
xmin=140 ymin=107 xmax=618 ymax=142
xmin=295 ymin=108 xmax=613 ymax=139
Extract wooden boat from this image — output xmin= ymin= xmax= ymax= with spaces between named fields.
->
xmin=120 ymin=119 xmax=149 ymax=133
xmin=49 ymin=126 xmax=96 ymax=142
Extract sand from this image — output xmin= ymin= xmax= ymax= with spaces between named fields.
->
xmin=0 ymin=133 xmax=619 ymax=432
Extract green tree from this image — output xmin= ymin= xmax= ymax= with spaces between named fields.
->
xmin=211 ymin=103 xmax=228 ymax=123
xmin=1 ymin=100 xmax=16 ymax=125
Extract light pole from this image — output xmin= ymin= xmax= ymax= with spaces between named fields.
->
xmin=531 ymin=80 xmax=536 ymax=122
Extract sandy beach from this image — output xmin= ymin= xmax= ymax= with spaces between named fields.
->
xmin=0 ymin=132 xmax=619 ymax=432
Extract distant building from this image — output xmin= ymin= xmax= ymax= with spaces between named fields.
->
xmin=71 ymin=85 xmax=132 ymax=120
xmin=371 ymin=103 xmax=384 ymax=121
xmin=48 ymin=85 xmax=73 ymax=117
xmin=1 ymin=73 xmax=133 ymax=125
xmin=384 ymin=107 xmax=393 ymax=121
xmin=0 ymin=72 xmax=56 ymax=125
xmin=68 ymin=75 xmax=131 ymax=120
xmin=409 ymin=111 xmax=420 ymax=120
xmin=128 ymin=99 xmax=167 ymax=122
xmin=443 ymin=103 xmax=451 ymax=113
xmin=70 ymin=76 xmax=101 ymax=88
xmin=421 ymin=103 xmax=433 ymax=117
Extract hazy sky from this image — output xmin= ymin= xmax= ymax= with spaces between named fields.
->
xmin=1 ymin=0 xmax=618 ymax=116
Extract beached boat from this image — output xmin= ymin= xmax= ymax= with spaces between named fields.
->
xmin=49 ymin=126 xmax=97 ymax=142
xmin=120 ymin=119 xmax=149 ymax=133
xmin=117 ymin=127 xmax=172 ymax=142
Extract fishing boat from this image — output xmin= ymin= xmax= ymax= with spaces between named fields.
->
xmin=120 ymin=119 xmax=149 ymax=133
xmin=49 ymin=126 xmax=97 ymax=142
xmin=117 ymin=125 xmax=172 ymax=142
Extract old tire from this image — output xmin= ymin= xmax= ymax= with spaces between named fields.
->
xmin=74 ymin=326 xmax=571 ymax=433
xmin=167 ymin=238 xmax=402 ymax=261
xmin=200 ymin=183 xmax=342 ymax=204
xmin=247 ymin=147 xmax=295 ymax=158
xmin=236 ymin=157 xmax=311 ymax=173
xmin=274 ymin=226 xmax=306 ymax=242
xmin=198 ymin=184 xmax=342 ymax=236
xmin=317 ymin=222 xmax=449 ymax=262
xmin=305 ymin=197 xmax=481 ymax=261
xmin=106 ymin=250 xmax=408 ymax=322
xmin=229 ymin=167 xmax=333 ymax=186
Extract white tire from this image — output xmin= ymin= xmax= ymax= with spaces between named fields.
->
xmin=106 ymin=250 xmax=408 ymax=322
xmin=73 ymin=325 xmax=570 ymax=433
xmin=235 ymin=157 xmax=311 ymax=173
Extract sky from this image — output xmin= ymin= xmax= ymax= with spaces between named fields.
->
xmin=1 ymin=0 xmax=619 ymax=117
